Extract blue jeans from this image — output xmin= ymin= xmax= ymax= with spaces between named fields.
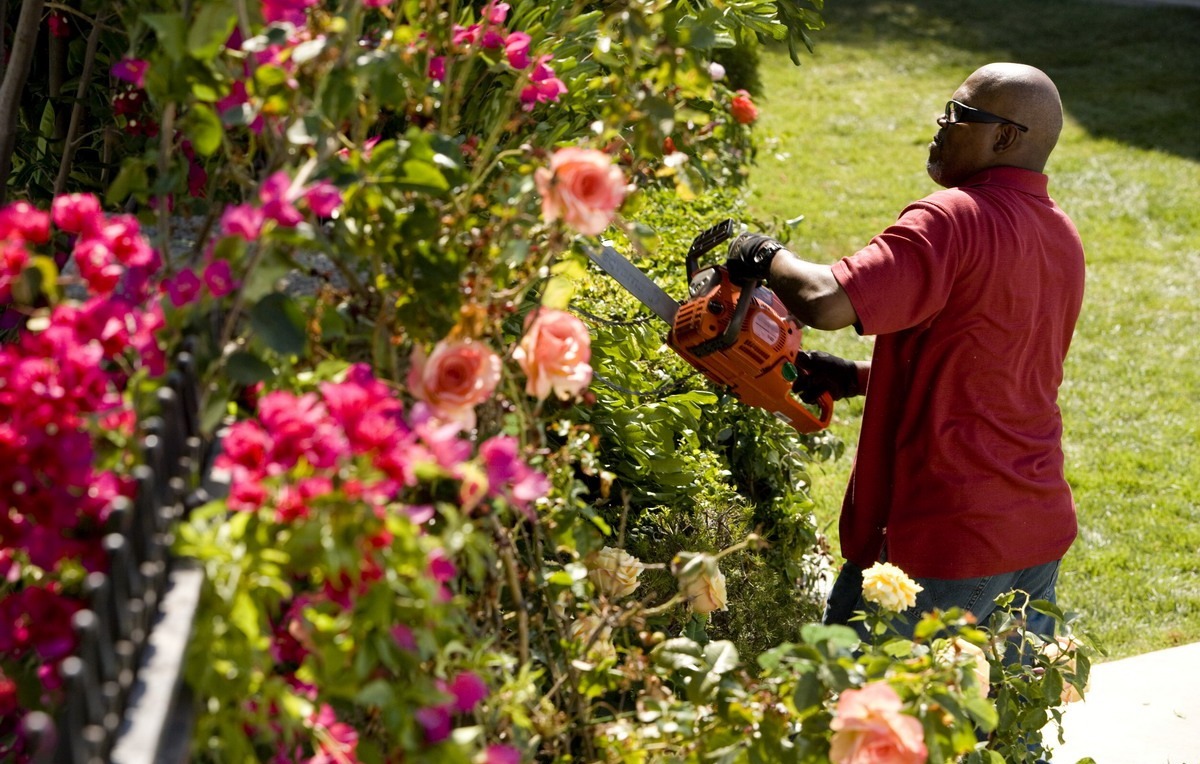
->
xmin=823 ymin=558 xmax=1062 ymax=642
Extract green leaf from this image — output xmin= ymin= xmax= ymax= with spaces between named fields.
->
xmin=106 ymin=158 xmax=150 ymax=205
xmin=355 ymin=679 xmax=396 ymax=707
xmin=187 ymin=1 xmax=237 ymax=59
xmin=226 ymin=351 xmax=275 ymax=384
xmin=143 ymin=14 xmax=189 ymax=62
xmin=184 ymin=102 xmax=223 ymax=156
xmin=792 ymin=667 xmax=821 ymax=713
xmin=963 ymin=693 xmax=998 ymax=731
xmin=799 ymin=623 xmax=860 ymax=651
xmin=249 ymin=292 xmax=308 ymax=356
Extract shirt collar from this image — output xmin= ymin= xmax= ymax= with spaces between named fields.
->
xmin=959 ymin=166 xmax=1049 ymax=197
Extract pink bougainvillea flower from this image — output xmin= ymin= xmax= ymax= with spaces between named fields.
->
xmin=482 ymin=1 xmax=510 ymax=24
xmin=480 ymin=28 xmax=505 ymax=49
xmin=730 ymin=89 xmax=759 ymax=125
xmin=72 ymin=239 xmax=123 ymax=295
xmin=484 ymin=744 xmax=522 ymax=764
xmin=362 ymin=0 xmax=392 ymax=6
xmin=219 ymin=203 xmax=265 ymax=240
xmin=478 ymin=435 xmax=550 ymax=518
xmin=261 ymin=0 xmax=318 ymax=26
xmin=448 ymin=671 xmax=488 ymax=713
xmin=519 ymin=57 xmax=567 ymax=110
xmin=828 ymin=682 xmax=927 ymax=764
xmin=391 ymin=624 xmax=417 ymax=652
xmin=307 ymin=703 xmax=359 ymax=764
xmin=259 ymin=171 xmax=304 ymax=227
xmin=504 ymin=31 xmax=531 ymax=69
xmin=111 ymin=58 xmax=149 ymax=88
xmin=452 ymin=24 xmax=479 ymax=47
xmin=303 ymin=180 xmax=342 ymax=217
xmin=202 ymin=259 xmax=236 ymax=297
xmin=50 ymin=193 xmax=102 ymax=235
xmin=1 ymin=241 xmax=29 ymax=296
xmin=406 ymin=338 xmax=501 ymax=430
xmin=0 ymin=201 xmax=51 ymax=244
xmin=415 ymin=704 xmax=452 ymax=744
xmin=164 ymin=267 xmax=203 ymax=307
xmin=534 ymin=147 xmax=626 ymax=236
xmin=47 ymin=11 xmax=72 ymax=38
xmin=428 ymin=55 xmax=446 ymax=82
xmin=512 ymin=308 xmax=593 ymax=401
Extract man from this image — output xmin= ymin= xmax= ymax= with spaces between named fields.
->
xmin=726 ymin=63 xmax=1085 ymax=639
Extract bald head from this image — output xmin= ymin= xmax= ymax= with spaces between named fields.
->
xmin=956 ymin=63 xmax=1064 ymax=171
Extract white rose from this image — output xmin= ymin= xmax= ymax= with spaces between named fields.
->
xmin=568 ymin=613 xmax=615 ymax=660
xmin=678 ymin=556 xmax=728 ymax=615
xmin=586 ymin=546 xmax=643 ymax=599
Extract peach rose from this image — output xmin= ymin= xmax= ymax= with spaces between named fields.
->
xmin=586 ymin=546 xmax=643 ymax=599
xmin=678 ymin=555 xmax=728 ymax=615
xmin=512 ymin=308 xmax=593 ymax=401
xmin=829 ymin=682 xmax=927 ymax=764
xmin=407 ymin=338 xmax=501 ymax=429
xmin=534 ymin=147 xmax=627 ymax=236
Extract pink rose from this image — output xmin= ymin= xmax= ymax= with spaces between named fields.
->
xmin=534 ymin=147 xmax=626 ymax=236
xmin=407 ymin=338 xmax=501 ymax=429
xmin=829 ymin=682 xmax=927 ymax=764
xmin=512 ymin=308 xmax=592 ymax=401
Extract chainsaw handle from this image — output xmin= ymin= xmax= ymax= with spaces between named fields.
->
xmin=686 ymin=219 xmax=736 ymax=281
xmin=778 ymin=389 xmax=835 ymax=434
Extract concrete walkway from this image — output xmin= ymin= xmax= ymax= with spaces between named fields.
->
xmin=1049 ymin=641 xmax=1200 ymax=763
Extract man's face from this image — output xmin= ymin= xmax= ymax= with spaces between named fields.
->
xmin=926 ymin=85 xmax=998 ymax=188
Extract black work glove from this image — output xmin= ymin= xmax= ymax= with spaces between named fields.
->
xmin=725 ymin=232 xmax=787 ymax=283
xmin=792 ymin=350 xmax=860 ymax=403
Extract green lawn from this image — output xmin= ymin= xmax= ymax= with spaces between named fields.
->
xmin=746 ymin=0 xmax=1200 ymax=659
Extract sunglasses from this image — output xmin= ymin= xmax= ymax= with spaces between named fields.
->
xmin=943 ymin=100 xmax=1028 ymax=132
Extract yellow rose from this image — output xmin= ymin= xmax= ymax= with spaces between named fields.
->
xmin=861 ymin=562 xmax=923 ymax=613
xmin=586 ymin=546 xmax=643 ymax=599
xmin=679 ymin=556 xmax=728 ymax=615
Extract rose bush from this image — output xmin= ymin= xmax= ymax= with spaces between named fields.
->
xmin=0 ymin=0 xmax=1098 ymax=762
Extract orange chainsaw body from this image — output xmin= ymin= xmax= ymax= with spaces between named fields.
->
xmin=669 ymin=264 xmax=833 ymax=434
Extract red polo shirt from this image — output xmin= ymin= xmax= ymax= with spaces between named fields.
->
xmin=831 ymin=166 xmax=1085 ymax=579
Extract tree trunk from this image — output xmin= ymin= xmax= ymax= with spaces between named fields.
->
xmin=0 ymin=0 xmax=46 ymax=204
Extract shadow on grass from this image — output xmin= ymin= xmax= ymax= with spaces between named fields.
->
xmin=814 ymin=0 xmax=1200 ymax=161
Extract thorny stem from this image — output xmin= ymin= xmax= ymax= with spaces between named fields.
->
xmin=492 ymin=515 xmax=530 ymax=665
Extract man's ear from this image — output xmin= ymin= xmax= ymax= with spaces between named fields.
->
xmin=992 ymin=124 xmax=1020 ymax=154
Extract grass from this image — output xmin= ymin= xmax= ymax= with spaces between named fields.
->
xmin=745 ymin=0 xmax=1200 ymax=659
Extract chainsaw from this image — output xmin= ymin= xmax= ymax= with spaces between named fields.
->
xmin=585 ymin=219 xmax=833 ymax=434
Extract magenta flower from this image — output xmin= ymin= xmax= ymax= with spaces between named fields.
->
xmin=428 ymin=55 xmax=446 ymax=82
xmin=448 ymin=671 xmax=488 ymax=713
xmin=485 ymin=744 xmax=522 ymax=764
xmin=479 ymin=435 xmax=550 ymax=518
xmin=303 ymin=181 xmax=342 ymax=217
xmin=362 ymin=0 xmax=392 ymax=6
xmin=259 ymin=171 xmax=304 ymax=227
xmin=427 ymin=547 xmax=457 ymax=584
xmin=0 ymin=201 xmax=51 ymax=244
xmin=261 ymin=0 xmax=318 ymax=26
xmin=202 ymin=259 xmax=236 ymax=297
xmin=520 ymin=57 xmax=567 ymax=110
xmin=72 ymin=239 xmax=123 ymax=295
xmin=391 ymin=624 xmax=417 ymax=652
xmin=111 ymin=58 xmax=149 ymax=88
xmin=482 ymin=1 xmax=510 ymax=24
xmin=220 ymin=203 xmax=265 ymax=240
xmin=50 ymin=193 xmax=102 ymax=235
xmin=504 ymin=32 xmax=531 ymax=69
xmin=307 ymin=704 xmax=359 ymax=764
xmin=165 ymin=268 xmax=202 ymax=307
xmin=452 ymin=24 xmax=479 ymax=47
xmin=480 ymin=28 xmax=505 ymax=49
xmin=415 ymin=704 xmax=452 ymax=744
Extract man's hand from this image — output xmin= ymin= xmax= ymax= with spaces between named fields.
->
xmin=725 ymin=232 xmax=786 ymax=283
xmin=792 ymin=350 xmax=861 ymax=403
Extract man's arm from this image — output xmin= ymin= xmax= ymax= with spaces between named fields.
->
xmin=767 ymin=250 xmax=859 ymax=331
